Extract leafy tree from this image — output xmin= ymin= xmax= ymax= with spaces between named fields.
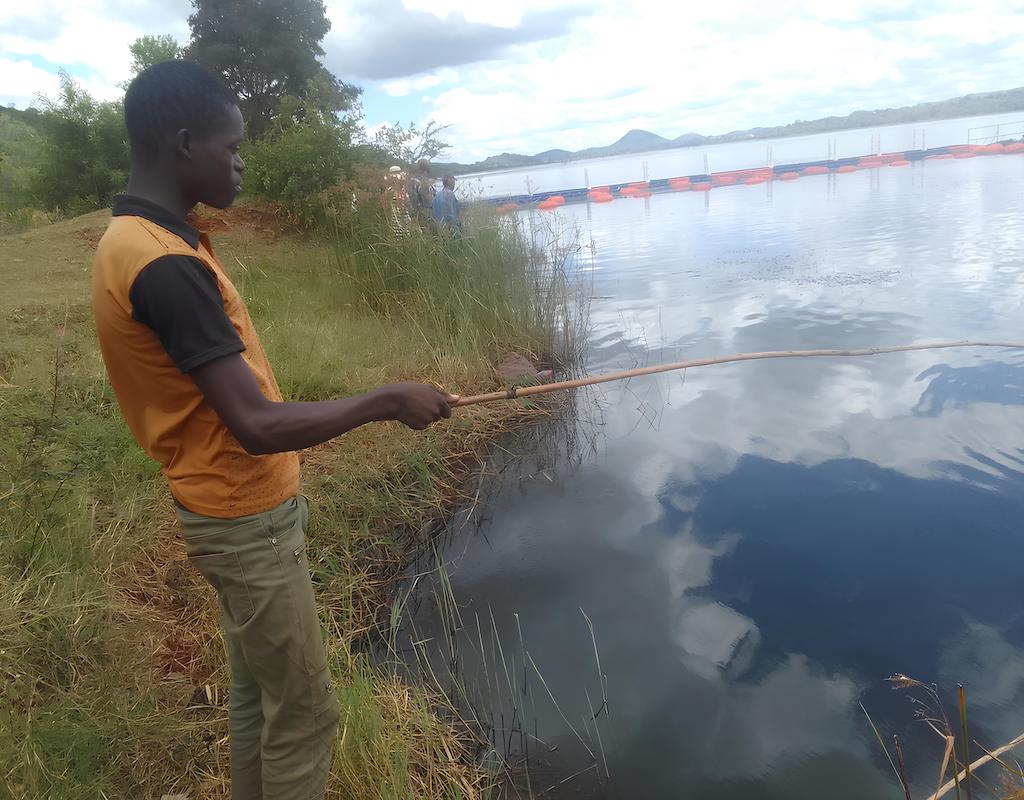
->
xmin=241 ymin=83 xmax=360 ymax=225
xmin=30 ymin=71 xmax=128 ymax=213
xmin=373 ymin=121 xmax=450 ymax=169
xmin=185 ymin=0 xmax=359 ymax=138
xmin=0 ymin=107 xmax=44 ymax=210
xmin=128 ymin=35 xmax=182 ymax=75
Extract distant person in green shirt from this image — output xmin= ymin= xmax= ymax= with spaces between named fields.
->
xmin=432 ymin=175 xmax=461 ymax=235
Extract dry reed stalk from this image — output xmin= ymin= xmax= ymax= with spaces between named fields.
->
xmin=928 ymin=731 xmax=1024 ymax=800
xmin=452 ymin=341 xmax=1024 ymax=407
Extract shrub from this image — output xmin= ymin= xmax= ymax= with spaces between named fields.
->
xmin=30 ymin=71 xmax=128 ymax=214
xmin=241 ymin=93 xmax=360 ymax=226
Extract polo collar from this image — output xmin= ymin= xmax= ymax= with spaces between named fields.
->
xmin=112 ymin=194 xmax=201 ymax=250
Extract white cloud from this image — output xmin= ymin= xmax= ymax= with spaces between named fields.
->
xmin=0 ymin=57 xmax=60 ymax=107
xmin=0 ymin=0 xmax=190 ymax=106
xmin=2 ymin=0 xmax=1023 ymax=161
xmin=379 ymin=71 xmax=451 ymax=98
xmin=399 ymin=0 xmax=1024 ymax=160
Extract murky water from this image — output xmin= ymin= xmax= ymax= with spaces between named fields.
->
xmin=414 ymin=151 xmax=1024 ymax=798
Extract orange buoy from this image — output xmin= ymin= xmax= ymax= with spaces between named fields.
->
xmin=591 ymin=193 xmax=614 ymax=203
xmin=778 ymin=172 xmax=800 ymax=181
xmin=982 ymin=143 xmax=1006 ymax=154
xmin=954 ymin=152 xmax=976 ymax=159
xmin=924 ymin=153 xmax=954 ymax=160
xmin=548 ymin=195 xmax=566 ymax=205
xmin=496 ymin=202 xmax=519 ymax=214
xmin=668 ymin=177 xmax=691 ymax=190
xmin=692 ymin=183 xmax=712 ymax=191
xmin=803 ymin=165 xmax=830 ymax=175
xmin=712 ymin=174 xmax=737 ymax=185
xmin=836 ymin=164 xmax=858 ymax=173
xmin=744 ymin=176 xmax=768 ymax=185
xmin=632 ymin=189 xmax=652 ymax=198
xmin=889 ymin=160 xmax=910 ymax=167
xmin=538 ymin=198 xmax=560 ymax=210
xmin=1005 ymin=142 xmax=1024 ymax=153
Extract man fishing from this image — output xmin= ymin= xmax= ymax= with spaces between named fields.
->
xmin=91 ymin=60 xmax=456 ymax=800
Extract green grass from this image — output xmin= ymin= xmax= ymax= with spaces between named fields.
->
xmin=0 ymin=201 xmax=580 ymax=798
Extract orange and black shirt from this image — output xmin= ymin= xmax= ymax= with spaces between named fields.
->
xmin=91 ymin=196 xmax=299 ymax=518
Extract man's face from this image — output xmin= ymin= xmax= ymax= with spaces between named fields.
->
xmin=184 ymin=104 xmax=245 ymax=210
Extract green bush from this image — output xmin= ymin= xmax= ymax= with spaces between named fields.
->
xmin=30 ymin=71 xmax=128 ymax=214
xmin=241 ymin=93 xmax=360 ymax=226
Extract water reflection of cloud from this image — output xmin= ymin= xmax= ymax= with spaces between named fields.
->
xmin=434 ymin=162 xmax=1024 ymax=798
xmin=939 ymin=622 xmax=1024 ymax=747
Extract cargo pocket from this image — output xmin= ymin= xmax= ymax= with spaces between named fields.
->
xmin=312 ymin=664 xmax=340 ymax=730
xmin=189 ymin=551 xmax=255 ymax=625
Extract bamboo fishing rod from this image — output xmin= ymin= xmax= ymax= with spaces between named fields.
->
xmin=450 ymin=341 xmax=1024 ymax=408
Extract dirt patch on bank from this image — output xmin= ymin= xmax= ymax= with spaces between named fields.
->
xmin=186 ymin=200 xmax=289 ymax=240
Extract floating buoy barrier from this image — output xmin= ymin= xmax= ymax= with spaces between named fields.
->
xmin=489 ymin=139 xmax=1024 ymax=211
xmin=619 ymin=182 xmax=648 ymax=196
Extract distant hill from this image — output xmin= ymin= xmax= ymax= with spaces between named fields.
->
xmin=435 ymin=87 xmax=1024 ymax=175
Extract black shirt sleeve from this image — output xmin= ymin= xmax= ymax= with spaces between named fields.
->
xmin=129 ymin=255 xmax=245 ymax=373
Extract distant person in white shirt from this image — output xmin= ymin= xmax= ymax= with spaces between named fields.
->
xmin=432 ymin=175 xmax=461 ymax=235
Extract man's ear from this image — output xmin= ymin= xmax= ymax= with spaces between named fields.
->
xmin=174 ymin=128 xmax=193 ymax=159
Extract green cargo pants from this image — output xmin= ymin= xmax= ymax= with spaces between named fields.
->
xmin=176 ymin=495 xmax=340 ymax=800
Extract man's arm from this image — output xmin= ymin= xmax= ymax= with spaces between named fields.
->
xmin=191 ymin=354 xmax=457 ymax=455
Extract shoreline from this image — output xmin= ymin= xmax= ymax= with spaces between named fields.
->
xmin=0 ymin=203 xmax=576 ymax=798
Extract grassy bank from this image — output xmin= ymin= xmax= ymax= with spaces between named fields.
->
xmin=0 ymin=201 xmax=580 ymax=798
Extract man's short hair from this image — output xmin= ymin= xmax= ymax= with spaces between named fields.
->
xmin=442 ymin=174 xmax=455 ymax=188
xmin=124 ymin=60 xmax=239 ymax=163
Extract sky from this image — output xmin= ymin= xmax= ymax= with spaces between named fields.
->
xmin=2 ymin=0 xmax=1024 ymax=162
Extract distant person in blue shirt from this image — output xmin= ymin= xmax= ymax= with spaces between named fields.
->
xmin=432 ymin=174 xmax=461 ymax=235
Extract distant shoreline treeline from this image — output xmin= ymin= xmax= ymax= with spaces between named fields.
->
xmin=436 ymin=86 xmax=1024 ymax=174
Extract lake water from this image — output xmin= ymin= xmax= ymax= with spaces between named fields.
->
xmin=459 ymin=111 xmax=1024 ymax=198
xmin=410 ymin=141 xmax=1024 ymax=799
